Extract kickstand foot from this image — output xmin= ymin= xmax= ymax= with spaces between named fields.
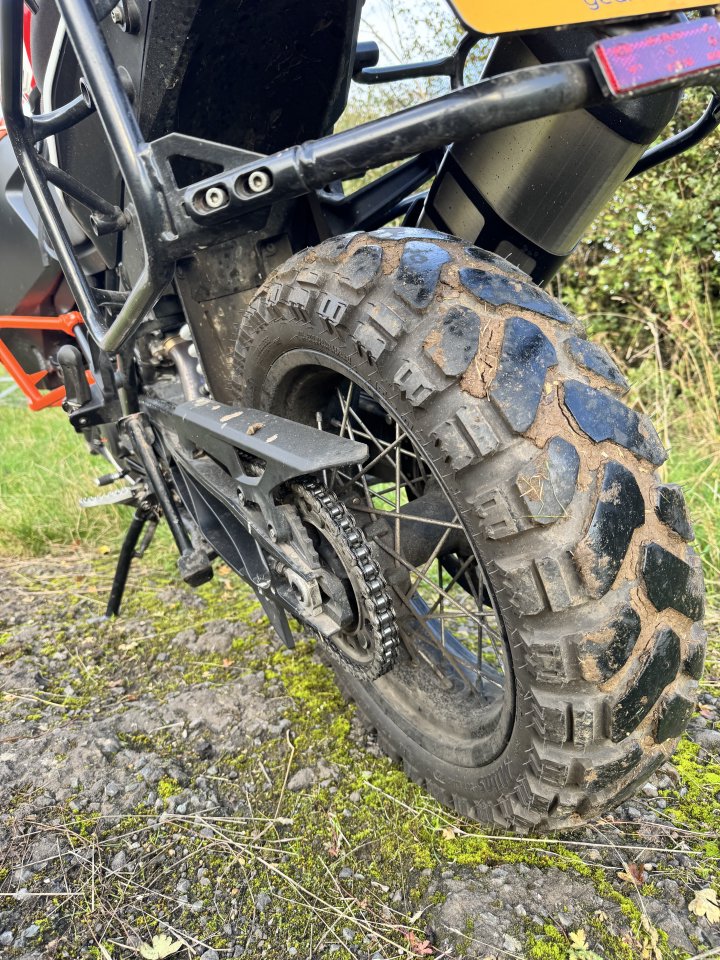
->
xmin=106 ymin=508 xmax=156 ymax=618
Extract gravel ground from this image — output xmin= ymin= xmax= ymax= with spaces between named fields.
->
xmin=0 ymin=552 xmax=718 ymax=960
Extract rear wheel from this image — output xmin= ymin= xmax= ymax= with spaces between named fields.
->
xmin=234 ymin=229 xmax=706 ymax=831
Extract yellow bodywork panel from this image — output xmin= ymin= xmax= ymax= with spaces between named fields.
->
xmin=446 ymin=0 xmax=699 ymax=34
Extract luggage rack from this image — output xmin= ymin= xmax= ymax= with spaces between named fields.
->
xmin=1 ymin=0 xmax=719 ymax=362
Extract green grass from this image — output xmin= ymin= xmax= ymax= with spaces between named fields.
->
xmin=0 ymin=406 xmax=126 ymax=555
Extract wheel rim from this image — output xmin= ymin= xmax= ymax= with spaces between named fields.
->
xmin=261 ymin=349 xmax=515 ymax=767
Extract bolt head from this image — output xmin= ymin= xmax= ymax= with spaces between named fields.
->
xmin=247 ymin=170 xmax=272 ymax=194
xmin=110 ymin=4 xmax=124 ymax=24
xmin=204 ymin=186 xmax=228 ymax=210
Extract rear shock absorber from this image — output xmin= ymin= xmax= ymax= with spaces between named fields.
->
xmin=420 ymin=22 xmax=682 ymax=284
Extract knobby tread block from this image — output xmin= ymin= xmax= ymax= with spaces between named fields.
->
xmin=464 ymin=245 xmax=528 ymax=277
xmin=683 ymin=640 xmax=706 ymax=680
xmin=656 ymin=694 xmax=695 ymax=743
xmin=578 ymin=742 xmax=644 ymax=790
xmin=655 ymin=484 xmax=694 ymax=542
xmin=394 ymin=241 xmax=451 ymax=310
xmin=393 ymin=360 xmax=438 ymax=407
xmin=424 ymin=305 xmax=482 ymax=377
xmin=517 ymin=436 xmax=580 ymax=527
xmin=578 ymin=605 xmax=641 ymax=683
xmin=564 ymin=380 xmax=667 ymax=466
xmin=489 ymin=316 xmax=558 ymax=432
xmin=575 ymin=460 xmax=645 ymax=599
xmin=337 ymin=244 xmax=384 ymax=291
xmin=535 ymin=555 xmax=582 ymax=612
xmin=566 ymin=336 xmax=629 ymax=392
xmin=610 ymin=626 xmax=681 ymax=742
xmin=370 ymin=227 xmax=455 ymax=243
xmin=642 ymin=543 xmax=705 ymax=622
xmin=459 ymin=267 xmax=574 ymax=325
xmin=430 ymin=405 xmax=500 ymax=470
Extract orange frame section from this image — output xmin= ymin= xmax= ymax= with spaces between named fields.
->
xmin=0 ymin=312 xmax=93 ymax=411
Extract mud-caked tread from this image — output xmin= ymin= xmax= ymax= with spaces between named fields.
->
xmin=564 ymin=380 xmax=667 ymax=466
xmin=655 ymin=484 xmax=695 ymax=542
xmin=643 ymin=544 xmax=705 ymax=622
xmin=233 ymin=229 xmax=707 ymax=833
xmin=489 ymin=316 xmax=558 ymax=432
xmin=574 ymin=461 xmax=645 ymax=600
xmin=517 ymin=437 xmax=580 ymax=528
xmin=565 ymin=336 xmax=629 ymax=394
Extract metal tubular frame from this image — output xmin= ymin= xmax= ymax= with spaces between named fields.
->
xmin=0 ymin=311 xmax=93 ymax=409
xmin=2 ymin=0 xmax=720 ymax=366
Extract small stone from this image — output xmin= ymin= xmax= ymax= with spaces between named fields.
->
xmin=696 ymin=729 xmax=720 ymax=755
xmin=642 ymin=783 xmax=659 ymax=798
xmin=339 ymin=867 xmax=353 ymax=880
xmin=515 ymin=905 xmax=527 ymax=917
xmin=200 ymin=951 xmax=219 ymax=960
xmin=287 ymin=767 xmax=316 ymax=792
xmin=348 ymin=791 xmax=362 ymax=804
xmin=195 ymin=739 xmax=214 ymax=760
xmin=255 ymin=892 xmax=272 ymax=912
xmin=110 ymin=851 xmax=127 ymax=872
xmin=176 ymin=879 xmax=190 ymax=893
xmin=343 ymin=928 xmax=354 ymax=941
xmin=200 ymin=876 xmax=211 ymax=888
xmin=21 ymin=924 xmax=39 ymax=941
xmin=96 ymin=737 xmax=121 ymax=759
xmin=503 ymin=935 xmax=522 ymax=953
xmin=0 ymin=932 xmax=14 ymax=947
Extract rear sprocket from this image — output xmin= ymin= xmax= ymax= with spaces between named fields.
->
xmin=288 ymin=479 xmax=400 ymax=681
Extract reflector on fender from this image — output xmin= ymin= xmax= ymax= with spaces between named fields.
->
xmin=592 ymin=16 xmax=720 ymax=95
xmin=446 ymin=0 xmax=702 ymax=35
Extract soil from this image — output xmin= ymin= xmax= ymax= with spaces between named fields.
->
xmin=1 ymin=552 xmax=718 ymax=960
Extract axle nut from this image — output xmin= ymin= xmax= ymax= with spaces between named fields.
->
xmin=204 ymin=186 xmax=229 ymax=210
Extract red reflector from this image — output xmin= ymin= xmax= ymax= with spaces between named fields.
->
xmin=593 ymin=17 xmax=720 ymax=96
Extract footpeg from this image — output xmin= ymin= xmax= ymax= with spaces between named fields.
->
xmin=79 ymin=486 xmax=139 ymax=509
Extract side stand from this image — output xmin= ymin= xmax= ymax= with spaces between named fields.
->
xmin=106 ymin=507 xmax=158 ymax=617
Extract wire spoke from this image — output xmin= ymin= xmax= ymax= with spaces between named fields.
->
xmin=403 ymin=526 xmax=454 ymax=608
xmin=350 ymin=505 xmax=464 ymax=531
xmin=335 ymin=434 xmax=407 ymax=494
xmin=373 ymin=537 xmax=486 ymax=628
xmin=317 ymin=373 xmax=509 ymax=695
